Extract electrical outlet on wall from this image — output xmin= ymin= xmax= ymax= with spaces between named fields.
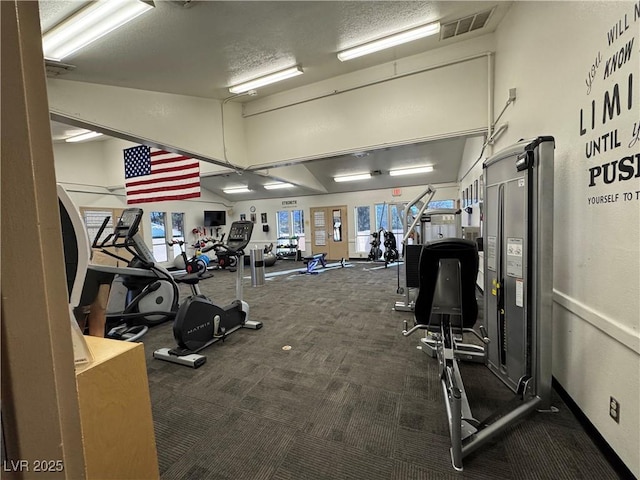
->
xmin=609 ymin=396 xmax=620 ymax=423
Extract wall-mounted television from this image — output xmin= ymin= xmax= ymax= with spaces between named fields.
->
xmin=204 ymin=210 xmax=226 ymax=227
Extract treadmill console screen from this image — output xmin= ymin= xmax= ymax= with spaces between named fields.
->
xmin=115 ymin=208 xmax=143 ymax=240
xmin=226 ymin=221 xmax=253 ymax=251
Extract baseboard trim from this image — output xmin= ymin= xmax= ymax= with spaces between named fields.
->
xmin=552 ymin=378 xmax=637 ymax=480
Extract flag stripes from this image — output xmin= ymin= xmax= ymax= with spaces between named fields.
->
xmin=125 ymin=170 xmax=199 ymax=188
xmin=126 ymin=190 xmax=202 ymax=205
xmin=124 ymin=146 xmax=200 ymax=204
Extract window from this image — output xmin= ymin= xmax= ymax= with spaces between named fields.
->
xmin=354 ymin=206 xmax=370 ymax=252
xmin=170 ymin=212 xmax=185 ymax=259
xmin=374 ymin=203 xmax=403 ymax=252
xmin=276 ymin=211 xmax=291 ymax=238
xmin=81 ymin=209 xmax=114 ymax=246
xmin=374 ymin=203 xmax=389 ymax=231
xmin=277 ymin=209 xmax=304 ymax=237
xmin=277 ymin=209 xmax=305 ymax=251
xmin=357 ymin=201 xmax=455 ymax=254
xmin=428 ymin=199 xmax=455 ymax=209
xmin=389 ymin=204 xmax=403 ymax=248
xmin=292 ymin=209 xmax=304 ymax=236
xmin=332 ymin=209 xmax=342 ymax=242
xmin=150 ymin=211 xmax=168 ymax=262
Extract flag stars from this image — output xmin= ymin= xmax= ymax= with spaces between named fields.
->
xmin=124 ymin=145 xmax=152 ymax=178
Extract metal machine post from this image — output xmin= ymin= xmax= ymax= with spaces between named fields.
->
xmin=394 ymin=185 xmax=436 ymax=312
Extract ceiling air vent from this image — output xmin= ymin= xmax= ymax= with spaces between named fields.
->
xmin=441 ymin=9 xmax=493 ymax=40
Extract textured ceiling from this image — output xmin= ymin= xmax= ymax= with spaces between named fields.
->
xmin=41 ymin=1 xmax=507 ymax=199
xmin=39 ymin=1 xmax=509 ymax=99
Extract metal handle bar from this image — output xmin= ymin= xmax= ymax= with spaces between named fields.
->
xmin=401 ymin=185 xmax=436 ymax=244
xmin=402 ymin=320 xmax=431 ymax=336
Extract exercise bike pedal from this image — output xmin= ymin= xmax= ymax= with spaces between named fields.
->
xmin=106 ymin=325 xmax=148 ymax=342
xmin=153 ymin=347 xmax=207 ymax=368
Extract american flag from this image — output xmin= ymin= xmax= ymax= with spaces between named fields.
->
xmin=124 ymin=146 xmax=200 ymax=204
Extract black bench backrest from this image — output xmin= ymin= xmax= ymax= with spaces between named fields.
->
xmin=414 ymin=238 xmax=478 ymax=328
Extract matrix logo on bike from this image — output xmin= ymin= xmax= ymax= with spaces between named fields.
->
xmin=187 ymin=321 xmax=211 ymax=335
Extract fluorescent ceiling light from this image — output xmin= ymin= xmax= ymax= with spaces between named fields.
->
xmin=389 ymin=166 xmax=434 ymax=176
xmin=65 ymin=131 xmax=104 ymax=143
xmin=264 ymin=182 xmax=294 ymax=190
xmin=229 ymin=66 xmax=304 ymax=94
xmin=223 ymin=187 xmax=251 ymax=194
xmin=334 ymin=173 xmax=372 ymax=183
xmin=337 ymin=21 xmax=441 ymax=61
xmin=43 ymin=0 xmax=154 ymax=61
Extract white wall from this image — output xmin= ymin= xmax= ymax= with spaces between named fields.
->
xmin=492 ymin=2 xmax=640 ymax=476
xmin=54 ymin=141 xmax=115 ymax=187
xmin=457 ymin=135 xmax=487 ymax=288
xmin=457 ymin=135 xmax=486 ymax=228
xmin=47 ymin=79 xmax=247 ymax=171
xmin=243 ymin=57 xmax=489 ymax=167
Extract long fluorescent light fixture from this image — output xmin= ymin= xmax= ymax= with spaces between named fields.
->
xmin=43 ymin=0 xmax=154 ymax=61
xmin=264 ymin=182 xmax=294 ymax=190
xmin=229 ymin=66 xmax=304 ymax=94
xmin=223 ymin=187 xmax=251 ymax=194
xmin=334 ymin=173 xmax=372 ymax=183
xmin=337 ymin=21 xmax=441 ymax=61
xmin=65 ymin=131 xmax=104 ymax=143
xmin=389 ymin=166 xmax=434 ymax=176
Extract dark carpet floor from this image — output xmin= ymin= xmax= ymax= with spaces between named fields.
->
xmin=140 ymin=259 xmax=621 ymax=480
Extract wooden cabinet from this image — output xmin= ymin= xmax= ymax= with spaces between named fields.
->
xmin=76 ymin=337 xmax=159 ymax=479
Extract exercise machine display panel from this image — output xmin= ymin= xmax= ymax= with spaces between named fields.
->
xmin=114 ymin=208 xmax=143 ymax=240
xmin=226 ymin=221 xmax=253 ymax=251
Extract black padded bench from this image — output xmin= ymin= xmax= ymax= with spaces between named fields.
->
xmin=414 ymin=238 xmax=479 ymax=331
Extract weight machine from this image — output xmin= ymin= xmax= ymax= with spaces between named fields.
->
xmin=402 ymin=137 xmax=556 ymax=470
xmin=394 ymin=185 xmax=462 ymax=312
xmin=154 ymin=220 xmax=262 ymax=368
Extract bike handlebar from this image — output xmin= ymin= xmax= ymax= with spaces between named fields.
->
xmin=92 ymin=216 xmax=112 ymax=248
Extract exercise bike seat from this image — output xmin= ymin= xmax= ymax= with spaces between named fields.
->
xmin=414 ymin=238 xmax=478 ymax=330
xmin=175 ymin=271 xmax=215 ymax=285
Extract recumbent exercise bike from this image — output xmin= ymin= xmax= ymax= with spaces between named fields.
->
xmin=154 ymin=220 xmax=262 ymax=368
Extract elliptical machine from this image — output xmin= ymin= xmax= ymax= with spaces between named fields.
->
xmin=154 ymin=220 xmax=262 ymax=368
xmin=83 ymin=208 xmax=179 ymax=341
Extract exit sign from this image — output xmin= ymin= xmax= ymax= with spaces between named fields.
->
xmin=392 ymin=188 xmax=402 ymax=196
